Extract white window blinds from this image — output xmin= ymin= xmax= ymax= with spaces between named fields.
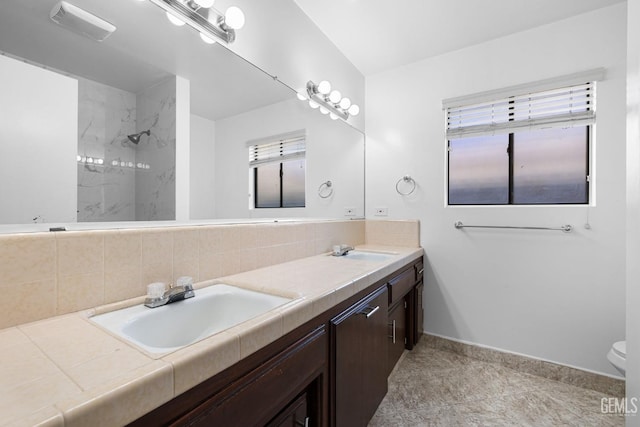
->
xmin=446 ymin=82 xmax=595 ymax=140
xmin=249 ymin=134 xmax=306 ymax=167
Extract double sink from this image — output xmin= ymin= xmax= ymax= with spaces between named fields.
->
xmin=90 ymin=250 xmax=395 ymax=354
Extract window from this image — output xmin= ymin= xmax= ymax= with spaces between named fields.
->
xmin=445 ymin=75 xmax=598 ymax=205
xmin=249 ymin=134 xmax=306 ymax=208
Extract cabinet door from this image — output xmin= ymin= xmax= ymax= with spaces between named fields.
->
xmin=415 ymin=281 xmax=424 ymax=345
xmin=332 ymin=286 xmax=388 ymax=427
xmin=266 ymin=391 xmax=309 ymax=427
xmin=387 ymin=299 xmax=407 ymax=376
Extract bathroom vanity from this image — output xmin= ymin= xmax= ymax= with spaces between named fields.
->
xmin=129 ymin=256 xmax=424 ymax=426
xmin=0 ymin=217 xmax=422 ymax=427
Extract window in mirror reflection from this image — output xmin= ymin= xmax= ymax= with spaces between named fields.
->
xmin=250 ymin=134 xmax=306 ymax=208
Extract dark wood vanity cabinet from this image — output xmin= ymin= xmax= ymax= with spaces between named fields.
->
xmin=266 ymin=391 xmax=310 ymax=427
xmin=331 ymin=286 xmax=388 ymax=427
xmin=414 ymin=280 xmax=424 ymax=344
xmin=386 ymin=260 xmax=425 ymax=372
xmin=387 ymin=298 xmax=408 ymax=376
xmin=413 ymin=260 xmax=424 ymax=346
xmin=130 ymin=326 xmax=327 ymax=427
xmin=129 ymin=256 xmax=424 ymax=427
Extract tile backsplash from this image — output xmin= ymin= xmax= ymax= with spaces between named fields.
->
xmin=0 ymin=219 xmax=419 ymax=329
xmin=365 ymin=219 xmax=420 ymax=247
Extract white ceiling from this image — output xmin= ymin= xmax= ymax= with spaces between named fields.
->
xmin=1 ymin=0 xmax=625 ymax=119
xmin=293 ymin=0 xmax=626 ymax=76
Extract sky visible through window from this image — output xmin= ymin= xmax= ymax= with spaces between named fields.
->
xmin=449 ymin=126 xmax=588 ymax=204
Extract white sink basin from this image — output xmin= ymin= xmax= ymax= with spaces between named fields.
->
xmin=336 ymin=250 xmax=396 ymax=262
xmin=90 ymin=284 xmax=291 ymax=354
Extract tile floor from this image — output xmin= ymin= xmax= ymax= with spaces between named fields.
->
xmin=369 ymin=340 xmax=625 ymax=426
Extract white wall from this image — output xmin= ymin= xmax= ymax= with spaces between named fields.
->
xmin=626 ymin=0 xmax=640 ymax=420
xmin=190 ymin=114 xmax=216 ymax=219
xmin=366 ymin=4 xmax=626 ymax=376
xmin=215 ymin=98 xmax=364 ymax=219
xmin=0 ymin=55 xmax=77 ymax=224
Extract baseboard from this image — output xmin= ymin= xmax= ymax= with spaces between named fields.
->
xmin=422 ymin=333 xmax=625 ymax=398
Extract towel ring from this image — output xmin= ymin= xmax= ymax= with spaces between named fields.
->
xmin=396 ymin=175 xmax=416 ymax=196
xmin=318 ymin=180 xmax=333 ymax=198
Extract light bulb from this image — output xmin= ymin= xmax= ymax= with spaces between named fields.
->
xmin=120 ymin=161 xmax=126 ymax=167
xmin=87 ymin=157 xmax=94 ymax=164
xmin=76 ymin=155 xmax=81 ymax=162
xmin=137 ymin=162 xmax=143 ymax=169
xmin=309 ymin=100 xmax=319 ymax=109
xmin=193 ymin=0 xmax=214 ymax=8
xmin=145 ymin=164 xmax=150 ymax=169
xmin=199 ymin=32 xmax=216 ymax=44
xmin=296 ymin=92 xmax=307 ymax=101
xmin=320 ymin=107 xmax=329 ymax=115
xmin=224 ymin=6 xmax=245 ymax=30
xmin=128 ymin=162 xmax=134 ymax=168
xmin=112 ymin=160 xmax=119 ymax=166
xmin=348 ymin=104 xmax=360 ymax=116
xmin=329 ymin=113 xmax=339 ymax=120
xmin=317 ymin=80 xmax=331 ymax=95
xmin=97 ymin=158 xmax=104 ymax=165
xmin=166 ymin=11 xmax=186 ymax=26
xmin=81 ymin=156 xmax=87 ymax=162
xmin=329 ymin=90 xmax=341 ymax=104
xmin=339 ymin=97 xmax=351 ymax=110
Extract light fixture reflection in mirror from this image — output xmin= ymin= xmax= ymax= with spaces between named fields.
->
xmin=151 ymin=0 xmax=245 ymax=44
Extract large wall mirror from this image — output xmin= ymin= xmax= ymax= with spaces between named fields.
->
xmin=0 ymin=0 xmax=364 ymax=230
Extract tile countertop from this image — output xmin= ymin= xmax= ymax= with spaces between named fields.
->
xmin=0 ymin=245 xmax=424 ymax=427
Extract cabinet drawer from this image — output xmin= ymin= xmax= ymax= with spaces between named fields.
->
xmin=388 ymin=268 xmax=415 ymax=306
xmin=178 ymin=327 xmax=326 ymax=426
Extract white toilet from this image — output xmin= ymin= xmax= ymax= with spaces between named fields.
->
xmin=607 ymin=341 xmax=626 ymax=376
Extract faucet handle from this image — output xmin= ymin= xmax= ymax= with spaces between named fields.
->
xmin=176 ymin=276 xmax=194 ymax=294
xmin=147 ymin=282 xmax=166 ymax=299
xmin=177 ymin=276 xmax=193 ymax=288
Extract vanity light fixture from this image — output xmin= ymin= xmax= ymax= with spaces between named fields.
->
xmin=304 ymin=80 xmax=360 ymax=121
xmin=150 ymin=0 xmax=245 ymax=44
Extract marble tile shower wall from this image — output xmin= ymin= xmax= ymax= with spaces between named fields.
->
xmin=135 ymin=78 xmax=176 ymax=221
xmin=0 ymin=220 xmax=368 ymax=330
xmin=76 ymin=77 xmax=177 ymax=222
xmin=77 ymin=78 xmax=137 ymax=221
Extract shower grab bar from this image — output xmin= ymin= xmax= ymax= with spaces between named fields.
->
xmin=454 ymin=221 xmax=573 ymax=233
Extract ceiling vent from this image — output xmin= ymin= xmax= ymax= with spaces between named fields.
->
xmin=50 ymin=1 xmax=116 ymax=42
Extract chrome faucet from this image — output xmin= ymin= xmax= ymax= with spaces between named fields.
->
xmin=144 ymin=277 xmax=195 ymax=308
xmin=332 ymin=244 xmax=354 ymax=256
